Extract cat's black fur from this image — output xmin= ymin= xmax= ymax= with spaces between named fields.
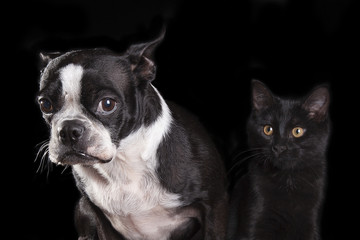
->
xmin=228 ymin=80 xmax=330 ymax=240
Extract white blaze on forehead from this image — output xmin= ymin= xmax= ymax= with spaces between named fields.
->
xmin=59 ymin=64 xmax=84 ymax=102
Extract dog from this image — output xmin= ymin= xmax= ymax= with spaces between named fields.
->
xmin=37 ymin=32 xmax=228 ymax=240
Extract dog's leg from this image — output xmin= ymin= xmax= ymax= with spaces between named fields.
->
xmin=75 ymin=196 xmax=125 ymax=240
xmin=75 ymin=197 xmax=99 ymax=240
xmin=203 ymin=195 xmax=229 ymax=240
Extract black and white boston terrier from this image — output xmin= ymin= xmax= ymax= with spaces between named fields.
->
xmin=37 ymin=32 xmax=228 ymax=240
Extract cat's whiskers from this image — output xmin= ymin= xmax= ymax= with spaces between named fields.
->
xmin=231 ymin=147 xmax=268 ymax=160
xmin=228 ymin=148 xmax=269 ymax=176
xmin=260 ymin=154 xmax=273 ymax=167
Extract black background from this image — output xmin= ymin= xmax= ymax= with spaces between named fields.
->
xmin=6 ymin=0 xmax=359 ymax=239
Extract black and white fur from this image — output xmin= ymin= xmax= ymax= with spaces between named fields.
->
xmin=37 ymin=33 xmax=228 ymax=240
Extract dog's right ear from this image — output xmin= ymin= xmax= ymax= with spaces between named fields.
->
xmin=126 ymin=30 xmax=165 ymax=83
xmin=39 ymin=52 xmax=62 ymax=69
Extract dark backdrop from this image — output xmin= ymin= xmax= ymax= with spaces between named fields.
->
xmin=6 ymin=0 xmax=358 ymax=239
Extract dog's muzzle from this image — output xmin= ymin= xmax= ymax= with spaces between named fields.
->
xmin=54 ymin=119 xmax=112 ymax=165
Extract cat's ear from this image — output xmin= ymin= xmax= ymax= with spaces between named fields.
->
xmin=302 ymin=85 xmax=330 ymax=122
xmin=251 ymin=79 xmax=274 ymax=111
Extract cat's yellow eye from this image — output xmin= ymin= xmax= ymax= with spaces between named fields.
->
xmin=263 ymin=125 xmax=273 ymax=136
xmin=292 ymin=127 xmax=304 ymax=138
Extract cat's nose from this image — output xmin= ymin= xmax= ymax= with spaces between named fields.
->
xmin=272 ymin=145 xmax=287 ymax=154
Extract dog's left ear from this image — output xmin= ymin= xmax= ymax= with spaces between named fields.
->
xmin=126 ymin=30 xmax=165 ymax=82
xmin=39 ymin=52 xmax=62 ymax=68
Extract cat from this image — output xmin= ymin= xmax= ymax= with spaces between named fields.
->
xmin=227 ymin=80 xmax=330 ymax=240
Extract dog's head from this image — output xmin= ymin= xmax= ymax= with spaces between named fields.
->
xmin=37 ymin=33 xmax=164 ymax=165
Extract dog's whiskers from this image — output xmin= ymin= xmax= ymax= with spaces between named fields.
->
xmin=34 ymin=140 xmax=52 ymax=175
xmin=61 ymin=165 xmax=70 ymax=174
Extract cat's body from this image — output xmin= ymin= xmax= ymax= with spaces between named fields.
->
xmin=228 ymin=80 xmax=330 ymax=240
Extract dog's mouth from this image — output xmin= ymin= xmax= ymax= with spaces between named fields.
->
xmin=57 ymin=151 xmax=112 ymax=165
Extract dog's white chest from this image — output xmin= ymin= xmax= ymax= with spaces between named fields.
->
xmin=73 ymin=157 xmax=185 ymax=240
xmin=106 ymin=205 xmax=188 ymax=240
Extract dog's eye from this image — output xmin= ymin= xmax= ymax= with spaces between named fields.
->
xmin=97 ymin=98 xmax=117 ymax=115
xmin=39 ymin=98 xmax=53 ymax=114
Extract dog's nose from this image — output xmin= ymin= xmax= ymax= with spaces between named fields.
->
xmin=59 ymin=120 xmax=85 ymax=145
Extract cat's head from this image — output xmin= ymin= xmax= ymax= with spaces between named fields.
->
xmin=247 ymin=80 xmax=330 ymax=169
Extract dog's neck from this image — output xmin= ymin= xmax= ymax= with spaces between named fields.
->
xmin=85 ymin=85 xmax=172 ymax=184
xmin=72 ymin=84 xmax=179 ymax=208
xmin=117 ymin=85 xmax=172 ymax=171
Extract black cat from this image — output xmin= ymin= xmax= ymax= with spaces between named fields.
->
xmin=228 ymin=80 xmax=331 ymax=240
